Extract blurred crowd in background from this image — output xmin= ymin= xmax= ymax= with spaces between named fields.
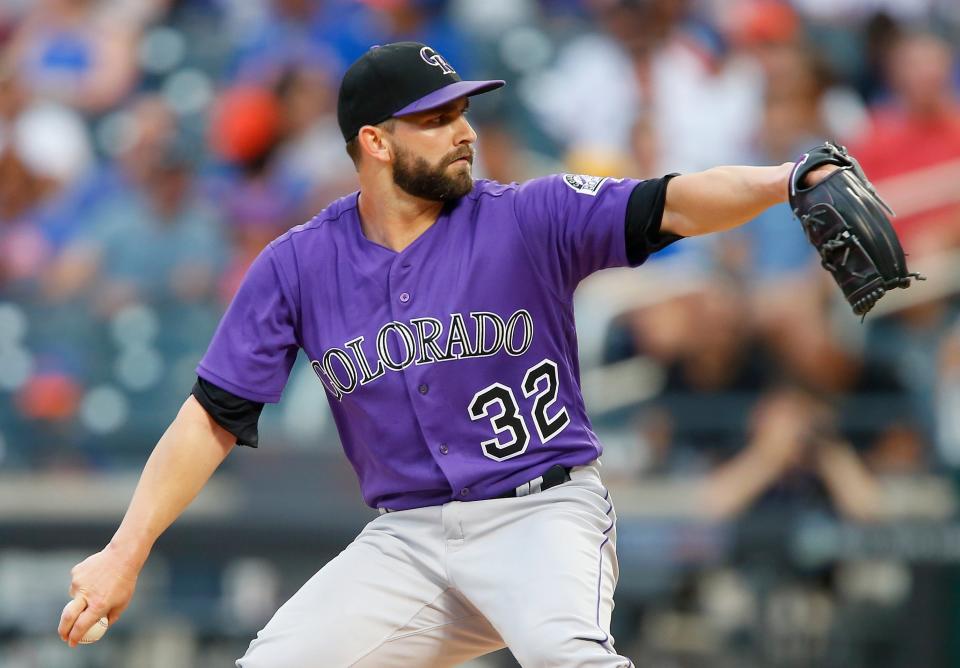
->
xmin=2 ymin=0 xmax=960 ymax=666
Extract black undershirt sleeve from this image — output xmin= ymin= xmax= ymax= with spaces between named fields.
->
xmin=625 ymin=174 xmax=684 ymax=266
xmin=191 ymin=376 xmax=265 ymax=448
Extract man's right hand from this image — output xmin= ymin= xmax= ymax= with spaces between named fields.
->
xmin=58 ymin=543 xmax=141 ymax=647
xmin=55 ymin=396 xmax=236 ymax=647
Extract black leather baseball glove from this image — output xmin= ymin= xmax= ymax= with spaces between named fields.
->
xmin=789 ymin=142 xmax=924 ymax=317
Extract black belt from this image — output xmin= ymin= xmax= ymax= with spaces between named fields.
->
xmin=378 ymin=465 xmax=574 ymax=514
xmin=495 ymin=464 xmax=572 ymax=499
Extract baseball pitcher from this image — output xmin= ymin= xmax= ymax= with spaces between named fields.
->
xmin=59 ymin=42 xmax=918 ymax=667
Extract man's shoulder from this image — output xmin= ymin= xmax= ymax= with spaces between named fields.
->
xmin=270 ymin=190 xmax=360 ymax=251
xmin=459 ymin=177 xmax=567 ymax=212
xmin=466 ymin=178 xmax=520 ymax=201
xmin=469 ymin=174 xmax=595 ymax=201
xmin=458 ymin=176 xmax=567 ymax=220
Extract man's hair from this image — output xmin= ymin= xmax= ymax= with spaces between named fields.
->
xmin=345 ymin=119 xmax=396 ymax=170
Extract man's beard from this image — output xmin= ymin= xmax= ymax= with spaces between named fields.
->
xmin=391 ymin=142 xmax=474 ymax=202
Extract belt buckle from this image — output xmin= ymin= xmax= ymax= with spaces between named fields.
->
xmin=515 ymin=475 xmax=544 ymax=497
xmin=514 ymin=465 xmax=570 ymax=497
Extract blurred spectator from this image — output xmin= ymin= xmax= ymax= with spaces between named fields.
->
xmin=0 ymin=2 xmax=31 ymax=40
xmin=210 ymin=86 xmax=281 ymax=165
xmin=4 ymin=0 xmax=140 ymax=113
xmin=754 ymin=45 xmax=830 ymax=159
xmin=717 ymin=40 xmax=864 ymax=403
xmin=113 ymin=94 xmax=179 ymax=188
xmin=448 ymin=0 xmax=537 ymax=40
xmin=848 ymin=31 xmax=960 ymax=257
xmin=226 ymin=0 xmax=345 ymax=85
xmin=838 ymin=31 xmax=960 ymax=470
xmin=472 ymin=118 xmax=543 ymax=184
xmin=601 ymin=260 xmax=925 ymax=481
xmin=0 ymin=70 xmax=92 ymax=291
xmin=18 ymin=93 xmax=182 ymax=263
xmin=610 ymin=387 xmax=882 ymax=522
xmin=227 ymin=0 xmax=473 ymax=87
xmin=102 ymin=0 xmax=171 ymax=27
xmin=527 ymin=0 xmax=761 ymax=172
xmin=0 ymin=147 xmax=58 ymax=291
xmin=272 ymin=63 xmax=358 ymax=207
xmin=206 ymin=83 xmax=311 ymax=302
xmin=603 ymin=277 xmax=766 ymax=406
xmin=45 ymin=135 xmax=226 ymax=314
xmin=349 ymin=0 xmax=476 ymax=77
xmin=721 ymin=0 xmax=801 ymax=48
xmin=792 ymin=0 xmax=947 ymax=23
xmin=702 ymin=389 xmax=881 ymax=522
xmin=648 ymin=279 xmax=768 ymax=400
xmin=735 ymin=44 xmax=828 ymax=288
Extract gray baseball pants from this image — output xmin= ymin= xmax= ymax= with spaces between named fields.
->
xmin=236 ymin=462 xmax=633 ymax=667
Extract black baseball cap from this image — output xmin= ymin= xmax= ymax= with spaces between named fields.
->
xmin=337 ymin=42 xmax=505 ymax=141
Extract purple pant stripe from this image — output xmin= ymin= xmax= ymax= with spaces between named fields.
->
xmin=592 ymin=485 xmax=617 ymax=647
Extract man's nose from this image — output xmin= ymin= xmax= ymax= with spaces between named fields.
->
xmin=454 ymin=115 xmax=477 ymax=145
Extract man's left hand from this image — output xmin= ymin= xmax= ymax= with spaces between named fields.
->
xmin=804 ymin=164 xmax=838 ymax=187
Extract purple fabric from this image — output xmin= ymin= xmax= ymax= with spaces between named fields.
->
xmin=393 ymin=80 xmax=505 ymax=116
xmin=198 ymin=175 xmax=651 ymax=509
xmin=197 ymin=249 xmax=300 ymax=403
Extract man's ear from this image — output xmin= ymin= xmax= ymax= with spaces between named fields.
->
xmin=358 ymin=126 xmax=392 ymax=164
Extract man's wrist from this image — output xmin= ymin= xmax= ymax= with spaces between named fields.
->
xmin=107 ymin=532 xmax=153 ymax=571
xmin=774 ymin=161 xmax=795 ymax=206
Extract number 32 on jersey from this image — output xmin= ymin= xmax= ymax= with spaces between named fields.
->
xmin=467 ymin=358 xmax=570 ymax=461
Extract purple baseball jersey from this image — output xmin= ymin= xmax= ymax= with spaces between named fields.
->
xmin=198 ymin=174 xmax=673 ymax=510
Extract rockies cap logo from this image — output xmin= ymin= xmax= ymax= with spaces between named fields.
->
xmin=420 ymin=47 xmax=456 ymax=76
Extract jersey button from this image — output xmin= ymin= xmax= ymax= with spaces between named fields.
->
xmin=418 ymin=383 xmax=429 ymax=395
xmin=460 ymin=487 xmax=469 ymax=497
xmin=439 ymin=443 xmax=449 ymax=455
xmin=399 ymin=292 xmax=410 ymax=304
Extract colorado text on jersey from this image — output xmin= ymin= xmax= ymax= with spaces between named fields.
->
xmin=311 ymin=309 xmax=535 ymax=400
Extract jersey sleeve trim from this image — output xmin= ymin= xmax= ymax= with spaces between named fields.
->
xmin=191 ymin=376 xmax=265 ymax=447
xmin=625 ymin=174 xmax=685 ymax=266
xmin=195 ymin=365 xmax=283 ymax=404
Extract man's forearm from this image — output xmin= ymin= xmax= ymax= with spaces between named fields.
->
xmin=816 ymin=441 xmax=881 ymax=522
xmin=700 ymin=446 xmax=786 ymax=520
xmin=109 ymin=396 xmax=235 ymax=569
xmin=661 ymin=163 xmax=794 ymax=237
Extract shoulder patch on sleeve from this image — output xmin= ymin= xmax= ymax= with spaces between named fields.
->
xmin=562 ymin=173 xmax=609 ymax=196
